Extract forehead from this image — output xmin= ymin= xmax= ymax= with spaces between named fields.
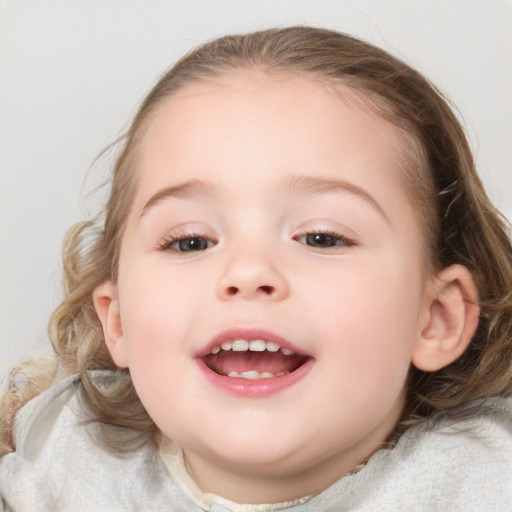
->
xmin=134 ymin=71 xmax=409 ymax=197
xmin=144 ymin=70 xmax=401 ymax=145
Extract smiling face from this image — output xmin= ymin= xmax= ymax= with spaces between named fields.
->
xmin=96 ymin=71 xmax=433 ymax=502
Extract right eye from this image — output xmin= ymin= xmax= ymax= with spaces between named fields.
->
xmin=159 ymin=234 xmax=216 ymax=253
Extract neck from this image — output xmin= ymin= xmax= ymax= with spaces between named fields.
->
xmin=183 ymin=442 xmax=374 ymax=505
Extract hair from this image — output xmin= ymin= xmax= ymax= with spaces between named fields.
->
xmin=1 ymin=26 xmax=511 ymax=456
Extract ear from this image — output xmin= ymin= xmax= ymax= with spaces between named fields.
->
xmin=412 ymin=264 xmax=480 ymax=372
xmin=93 ymin=281 xmax=129 ymax=368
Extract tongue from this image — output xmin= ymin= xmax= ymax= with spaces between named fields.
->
xmin=203 ymin=351 xmax=305 ymax=376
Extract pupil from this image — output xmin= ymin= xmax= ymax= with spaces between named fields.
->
xmin=179 ymin=237 xmax=207 ymax=251
xmin=307 ymin=233 xmax=336 ymax=247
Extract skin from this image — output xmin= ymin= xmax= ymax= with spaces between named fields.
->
xmin=94 ymin=71 xmax=479 ymax=504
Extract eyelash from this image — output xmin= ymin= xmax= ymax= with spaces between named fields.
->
xmin=293 ymin=230 xmax=356 ymax=250
xmin=158 ymin=229 xmax=355 ymax=254
xmin=158 ymin=232 xmax=217 ymax=253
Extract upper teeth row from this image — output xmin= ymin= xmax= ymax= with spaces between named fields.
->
xmin=210 ymin=339 xmax=294 ymax=355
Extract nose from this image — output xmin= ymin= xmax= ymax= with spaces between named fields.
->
xmin=215 ymin=247 xmax=290 ymax=301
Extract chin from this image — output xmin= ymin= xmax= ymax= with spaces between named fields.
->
xmin=202 ymin=427 xmax=313 ymax=471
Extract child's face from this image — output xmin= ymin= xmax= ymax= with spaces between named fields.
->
xmin=107 ymin=72 xmax=431 ymax=500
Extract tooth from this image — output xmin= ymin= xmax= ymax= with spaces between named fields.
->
xmin=281 ymin=348 xmax=293 ymax=355
xmin=249 ymin=340 xmax=266 ymax=352
xmin=228 ymin=371 xmax=240 ymax=377
xmin=266 ymin=342 xmax=280 ymax=352
xmin=221 ymin=342 xmax=233 ymax=351
xmin=232 ymin=339 xmax=249 ymax=351
xmin=276 ymin=371 xmax=290 ymax=377
xmin=260 ymin=372 xmax=274 ymax=379
xmin=240 ymin=370 xmax=260 ymax=380
xmin=211 ymin=346 xmax=220 ymax=354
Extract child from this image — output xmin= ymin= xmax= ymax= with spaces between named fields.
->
xmin=1 ymin=26 xmax=511 ymax=511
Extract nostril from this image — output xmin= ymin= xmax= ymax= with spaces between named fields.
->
xmin=259 ymin=285 xmax=275 ymax=295
xmin=226 ymin=286 xmax=239 ymax=296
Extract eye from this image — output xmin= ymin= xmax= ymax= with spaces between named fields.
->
xmin=295 ymin=231 xmax=355 ymax=249
xmin=160 ymin=234 xmax=216 ymax=253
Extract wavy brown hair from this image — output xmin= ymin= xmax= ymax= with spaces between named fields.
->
xmin=2 ymin=26 xmax=511 ymax=455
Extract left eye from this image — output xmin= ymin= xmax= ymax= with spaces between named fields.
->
xmin=296 ymin=232 xmax=354 ymax=248
xmin=161 ymin=235 xmax=216 ymax=252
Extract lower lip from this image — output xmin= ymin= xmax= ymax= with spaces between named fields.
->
xmin=195 ymin=358 xmax=314 ymax=398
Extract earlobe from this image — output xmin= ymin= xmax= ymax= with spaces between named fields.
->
xmin=412 ymin=264 xmax=480 ymax=372
xmin=93 ymin=281 xmax=129 ymax=368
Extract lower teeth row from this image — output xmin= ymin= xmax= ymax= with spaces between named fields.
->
xmin=228 ymin=370 xmax=290 ymax=379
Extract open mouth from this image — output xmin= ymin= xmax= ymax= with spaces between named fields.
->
xmin=201 ymin=339 xmax=310 ymax=380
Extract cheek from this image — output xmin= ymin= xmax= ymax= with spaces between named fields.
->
xmin=306 ymin=258 xmax=423 ymax=381
xmin=309 ymin=286 xmax=418 ymax=435
xmin=116 ymin=276 xmax=197 ymax=420
xmin=117 ymin=269 xmax=195 ymax=366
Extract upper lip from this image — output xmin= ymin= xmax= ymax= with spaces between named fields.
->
xmin=195 ymin=327 xmax=308 ymax=358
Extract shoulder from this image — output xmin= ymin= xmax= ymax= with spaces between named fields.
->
xmin=380 ymin=397 xmax=512 ymax=509
xmin=407 ymin=396 xmax=512 ymax=456
xmin=412 ymin=396 xmax=512 ymax=472
xmin=0 ymin=372 xmax=195 ymax=511
xmin=10 ymin=373 xmax=82 ymax=454
xmin=301 ymin=397 xmax=512 ymax=512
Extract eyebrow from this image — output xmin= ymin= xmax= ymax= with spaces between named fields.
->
xmin=139 ymin=174 xmax=389 ymax=222
xmin=283 ymin=175 xmax=389 ymax=223
xmin=140 ymin=179 xmax=209 ymax=216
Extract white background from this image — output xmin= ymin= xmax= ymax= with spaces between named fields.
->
xmin=1 ymin=0 xmax=511 ymax=380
